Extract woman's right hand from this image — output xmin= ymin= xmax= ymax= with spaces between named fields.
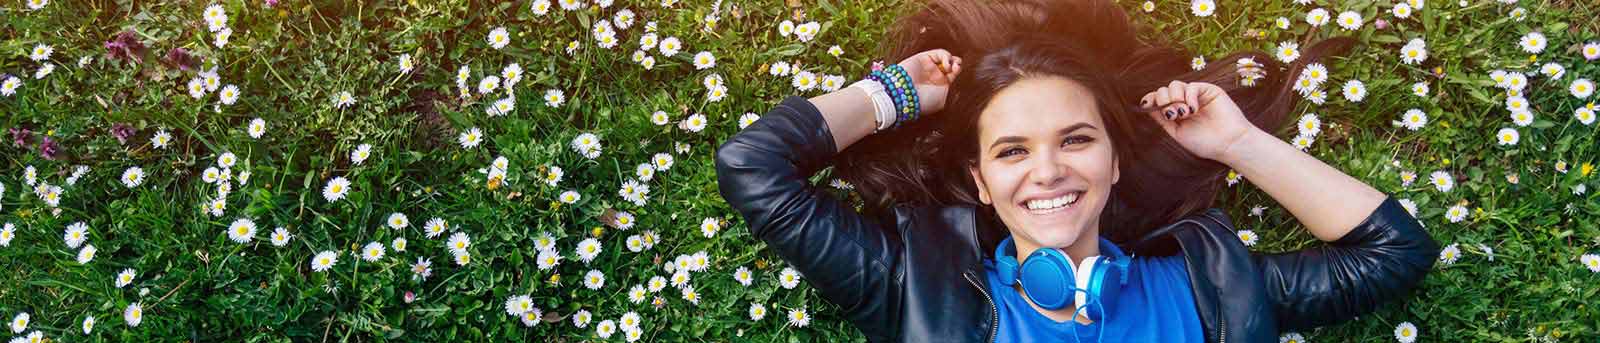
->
xmin=898 ymin=49 xmax=962 ymax=115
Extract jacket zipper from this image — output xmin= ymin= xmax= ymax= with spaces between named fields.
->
xmin=1217 ymin=315 xmax=1226 ymax=343
xmin=963 ymin=272 xmax=999 ymax=343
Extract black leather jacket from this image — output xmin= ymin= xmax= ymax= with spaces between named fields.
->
xmin=715 ymin=96 xmax=1439 ymax=342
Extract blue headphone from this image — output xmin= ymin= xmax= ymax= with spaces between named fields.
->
xmin=993 ymin=235 xmax=1130 ymax=322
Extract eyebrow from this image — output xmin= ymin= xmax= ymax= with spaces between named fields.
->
xmin=987 ymin=123 xmax=1098 ymax=151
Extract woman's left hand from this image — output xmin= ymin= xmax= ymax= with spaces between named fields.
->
xmin=1138 ymin=81 xmax=1262 ymax=162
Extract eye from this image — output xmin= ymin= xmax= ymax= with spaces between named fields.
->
xmin=997 ymin=147 xmax=1026 ymax=158
xmin=1062 ymin=135 xmax=1095 ymax=147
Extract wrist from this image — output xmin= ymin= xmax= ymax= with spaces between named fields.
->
xmin=1215 ymin=128 xmax=1272 ymax=167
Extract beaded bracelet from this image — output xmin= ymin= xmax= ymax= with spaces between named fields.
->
xmin=866 ymin=65 xmax=920 ymax=129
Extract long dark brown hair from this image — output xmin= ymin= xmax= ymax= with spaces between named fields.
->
xmin=833 ymin=0 xmax=1353 ymax=248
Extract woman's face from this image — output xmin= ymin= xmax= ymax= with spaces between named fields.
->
xmin=968 ymin=76 xmax=1119 ymax=254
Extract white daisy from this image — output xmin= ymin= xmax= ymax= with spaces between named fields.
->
xmin=33 ymin=63 xmax=54 ymax=79
xmin=1236 ymin=230 xmax=1258 ymax=246
xmin=351 ymin=144 xmax=372 ymax=165
xmin=652 ymin=153 xmax=674 ymax=171
xmin=153 ymin=130 xmax=173 ymax=149
xmin=1397 ymin=198 xmax=1418 ymax=216
xmin=1496 ymin=128 xmax=1519 ymax=146
xmin=270 ymin=227 xmax=292 ymax=246
xmin=447 ymin=232 xmax=471 ymax=254
xmin=1439 ymin=243 xmax=1460 ymax=264
xmin=685 ymin=113 xmax=708 ymax=132
xmin=26 ymin=0 xmax=46 ymax=10
xmin=584 ymin=269 xmax=606 ymax=289
xmin=410 ymin=257 xmax=433 ymax=280
xmin=187 ymin=78 xmax=207 ymax=99
xmin=693 ymin=51 xmax=716 ymax=70
xmin=124 ymin=302 xmax=143 ymax=327
xmin=739 ymin=112 xmax=761 ymax=129
xmin=1336 ymin=11 xmax=1362 ymax=30
xmin=477 ymin=75 xmax=501 ymax=94
xmin=597 ymin=319 xmax=617 ymax=338
xmin=544 ymin=89 xmax=565 ymax=107
xmin=397 ymin=54 xmax=413 ymax=74
xmin=1510 ymin=110 xmax=1534 ymax=127
xmin=576 ymin=237 xmax=602 ymax=263
xmin=244 ymin=117 xmax=266 ymax=138
xmin=1190 ymin=0 xmax=1215 ymax=17
xmin=121 ymin=167 xmax=145 ymax=188
xmin=323 ymin=176 xmax=351 ymax=201
xmin=1582 ymin=254 xmax=1600 ymax=272
xmin=537 ymin=248 xmax=562 ymax=270
xmin=29 ymin=44 xmax=53 ymax=61
xmin=1394 ymin=321 xmax=1418 ymax=343
xmin=1 ymin=76 xmax=21 ymax=96
xmin=459 ymin=127 xmax=483 ymax=148
xmin=749 ymin=303 xmax=768 ymax=321
xmin=487 ymin=27 xmax=510 ymax=50
xmin=788 ymin=308 xmax=811 ymax=327
xmin=1575 ymin=107 xmax=1596 ymax=125
xmin=1400 ymin=109 xmax=1428 ymax=131
xmin=1400 ymin=39 xmax=1427 ymax=65
xmin=1392 ymin=3 xmax=1412 ymax=18
xmin=9 ymin=312 xmax=27 ymax=333
xmin=333 ymin=91 xmax=356 ymax=109
xmin=769 ymin=61 xmax=792 ymax=76
xmin=1296 ymin=113 xmax=1321 ymax=137
xmin=1571 ymin=79 xmax=1595 ymax=99
xmin=1430 ymin=171 xmax=1454 ymax=192
xmin=1584 ymin=42 xmax=1600 ymax=60
xmin=227 ymin=218 xmax=256 ymax=243
xmin=64 ymin=222 xmax=89 ymax=248
xmin=659 ymin=36 xmax=681 ymax=57
xmin=424 ymin=218 xmax=447 ymax=238
xmin=530 ymin=0 xmax=552 ymax=15
xmin=1518 ymin=31 xmax=1546 ymax=54
xmin=1190 ymin=56 xmax=1207 ymax=71
xmin=700 ymin=217 xmax=721 ymax=238
xmin=1411 ymin=82 xmax=1429 ymax=97
xmin=779 ymin=267 xmax=802 ymax=289
xmin=1342 ymin=79 xmax=1367 ymax=102
xmin=1291 ymin=134 xmax=1315 ymax=150
xmin=0 ymin=223 xmax=15 ymax=247
xmin=77 ymin=244 xmax=97 ymax=264
xmin=1445 ymin=204 xmax=1468 ymax=222
xmin=361 ymin=241 xmax=385 ymax=262
xmin=1276 ymin=41 xmax=1299 ymax=63
xmin=81 ymin=315 xmax=95 ymax=334
xmin=1540 ymin=62 xmax=1565 ymax=79
xmin=559 ymin=190 xmax=581 ymax=204
xmin=794 ymin=22 xmax=821 ymax=42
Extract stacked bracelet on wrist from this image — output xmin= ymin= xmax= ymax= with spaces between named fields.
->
xmin=865 ymin=64 xmax=921 ymax=130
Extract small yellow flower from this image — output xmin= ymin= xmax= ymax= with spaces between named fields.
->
xmin=548 ymin=274 xmax=561 ymax=284
xmin=1581 ymin=163 xmax=1594 ymax=177
xmin=591 ymin=226 xmax=604 ymax=238
xmin=1528 ymin=54 xmax=1538 ymax=63
xmin=1443 ymin=158 xmax=1451 ymax=166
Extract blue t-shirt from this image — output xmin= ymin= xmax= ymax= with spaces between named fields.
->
xmin=984 ymin=252 xmax=1204 ymax=343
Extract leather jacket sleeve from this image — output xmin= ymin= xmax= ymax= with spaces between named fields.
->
xmin=1250 ymin=196 xmax=1440 ymax=330
xmin=715 ymin=95 xmax=904 ymax=339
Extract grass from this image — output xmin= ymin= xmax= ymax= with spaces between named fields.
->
xmin=0 ymin=0 xmax=1598 ymax=341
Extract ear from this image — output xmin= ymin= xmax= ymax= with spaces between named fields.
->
xmin=1112 ymin=154 xmax=1121 ymax=185
xmin=969 ymin=163 xmax=992 ymax=205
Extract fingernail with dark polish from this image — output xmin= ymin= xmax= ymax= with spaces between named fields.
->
xmin=1165 ymin=110 xmax=1175 ymax=120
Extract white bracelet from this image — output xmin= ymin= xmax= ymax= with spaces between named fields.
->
xmin=850 ymin=79 xmax=897 ymax=132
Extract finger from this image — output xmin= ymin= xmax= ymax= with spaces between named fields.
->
xmin=1139 ymin=92 xmax=1157 ymax=109
xmin=1162 ymin=104 xmax=1187 ymax=121
xmin=1158 ymin=86 xmax=1184 ymax=118
xmin=1145 ymin=102 xmax=1179 ymax=132
xmin=1184 ymin=83 xmax=1202 ymax=116
xmin=1166 ymin=81 xmax=1188 ymax=117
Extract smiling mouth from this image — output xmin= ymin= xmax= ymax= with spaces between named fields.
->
xmin=1021 ymin=191 xmax=1084 ymax=215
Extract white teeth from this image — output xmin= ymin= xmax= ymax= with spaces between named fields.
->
xmin=1026 ymin=192 xmax=1081 ymax=211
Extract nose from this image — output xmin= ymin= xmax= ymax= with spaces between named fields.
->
xmin=1027 ymin=150 xmax=1067 ymax=188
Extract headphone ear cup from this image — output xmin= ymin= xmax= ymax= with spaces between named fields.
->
xmin=995 ymin=255 xmax=1020 ymax=286
xmin=1018 ymin=248 xmax=1075 ymax=310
